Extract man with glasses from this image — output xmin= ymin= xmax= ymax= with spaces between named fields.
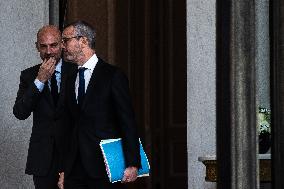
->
xmin=60 ymin=20 xmax=141 ymax=189
xmin=13 ymin=25 xmax=75 ymax=189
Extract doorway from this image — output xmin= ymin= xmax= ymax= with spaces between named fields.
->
xmin=62 ymin=0 xmax=187 ymax=188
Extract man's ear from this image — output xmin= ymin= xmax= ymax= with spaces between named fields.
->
xmin=35 ymin=42 xmax=40 ymax=52
xmin=80 ymin=37 xmax=89 ymax=48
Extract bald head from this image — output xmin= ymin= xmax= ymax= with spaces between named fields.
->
xmin=36 ymin=25 xmax=62 ymax=62
xmin=37 ymin=25 xmax=61 ymax=41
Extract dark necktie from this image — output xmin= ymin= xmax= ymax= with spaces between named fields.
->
xmin=78 ymin=67 xmax=87 ymax=106
xmin=51 ymin=71 xmax=59 ymax=105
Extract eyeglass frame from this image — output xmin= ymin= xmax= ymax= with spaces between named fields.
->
xmin=62 ymin=36 xmax=83 ymax=43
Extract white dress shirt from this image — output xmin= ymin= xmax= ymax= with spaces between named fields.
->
xmin=75 ymin=54 xmax=98 ymax=100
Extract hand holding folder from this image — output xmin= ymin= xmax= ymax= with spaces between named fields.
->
xmin=121 ymin=166 xmax=139 ymax=183
xmin=99 ymin=138 xmax=150 ymax=183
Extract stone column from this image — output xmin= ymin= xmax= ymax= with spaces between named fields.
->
xmin=187 ymin=0 xmax=216 ymax=188
xmin=0 ymin=0 xmax=48 ymax=188
xmin=49 ymin=0 xmax=59 ymax=26
xmin=216 ymin=0 xmax=257 ymax=189
xmin=255 ymin=0 xmax=270 ymax=109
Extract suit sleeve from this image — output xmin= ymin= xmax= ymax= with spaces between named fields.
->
xmin=13 ymin=71 xmax=42 ymax=120
xmin=111 ymin=70 xmax=141 ymax=168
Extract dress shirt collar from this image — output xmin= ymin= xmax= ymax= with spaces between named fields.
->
xmin=55 ymin=59 xmax=62 ymax=73
xmin=78 ymin=54 xmax=98 ymax=71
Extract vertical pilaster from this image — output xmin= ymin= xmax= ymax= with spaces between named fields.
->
xmin=0 ymin=0 xmax=49 ymax=187
xmin=49 ymin=0 xmax=59 ymax=26
xmin=217 ymin=0 xmax=257 ymax=188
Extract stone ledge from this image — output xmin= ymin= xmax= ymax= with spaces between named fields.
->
xmin=198 ymin=154 xmax=271 ymax=182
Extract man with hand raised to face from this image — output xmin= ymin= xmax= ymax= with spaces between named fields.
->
xmin=13 ymin=25 xmax=76 ymax=189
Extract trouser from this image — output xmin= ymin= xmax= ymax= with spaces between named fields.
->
xmin=65 ymin=154 xmax=125 ymax=189
xmin=33 ymin=148 xmax=59 ymax=189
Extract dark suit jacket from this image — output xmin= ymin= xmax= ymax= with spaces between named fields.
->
xmin=64 ymin=58 xmax=141 ymax=178
xmin=13 ymin=61 xmax=76 ymax=176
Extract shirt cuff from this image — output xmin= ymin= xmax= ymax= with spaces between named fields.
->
xmin=34 ymin=79 xmax=44 ymax=92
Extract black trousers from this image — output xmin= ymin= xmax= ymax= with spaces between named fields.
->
xmin=65 ymin=154 xmax=125 ymax=189
xmin=33 ymin=147 xmax=59 ymax=189
xmin=33 ymin=175 xmax=59 ymax=189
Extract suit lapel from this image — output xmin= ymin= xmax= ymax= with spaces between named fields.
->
xmin=80 ymin=59 xmax=104 ymax=110
xmin=57 ymin=61 xmax=75 ymax=108
xmin=68 ymin=68 xmax=79 ymax=115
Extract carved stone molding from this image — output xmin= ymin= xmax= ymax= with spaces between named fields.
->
xmin=199 ymin=155 xmax=271 ymax=182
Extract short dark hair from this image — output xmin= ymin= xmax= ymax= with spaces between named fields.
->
xmin=65 ymin=20 xmax=96 ymax=49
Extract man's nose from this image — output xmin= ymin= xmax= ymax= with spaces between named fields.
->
xmin=46 ymin=46 xmax=52 ymax=54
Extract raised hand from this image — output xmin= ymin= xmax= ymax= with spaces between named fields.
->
xmin=36 ymin=57 xmax=56 ymax=83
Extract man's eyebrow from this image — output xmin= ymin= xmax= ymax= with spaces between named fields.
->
xmin=39 ymin=43 xmax=47 ymax=47
xmin=50 ymin=42 xmax=59 ymax=45
xmin=39 ymin=42 xmax=59 ymax=46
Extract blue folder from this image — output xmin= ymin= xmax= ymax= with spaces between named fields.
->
xmin=99 ymin=138 xmax=150 ymax=183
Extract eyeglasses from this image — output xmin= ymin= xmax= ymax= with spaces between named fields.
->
xmin=62 ymin=36 xmax=83 ymax=43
